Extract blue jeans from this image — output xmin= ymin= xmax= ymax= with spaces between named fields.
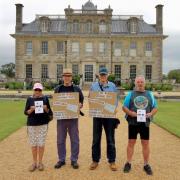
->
xmin=92 ymin=118 xmax=116 ymax=163
xmin=57 ymin=119 xmax=79 ymax=162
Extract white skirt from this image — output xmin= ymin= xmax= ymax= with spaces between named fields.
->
xmin=27 ymin=124 xmax=48 ymax=147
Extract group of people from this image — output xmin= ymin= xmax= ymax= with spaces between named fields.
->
xmin=24 ymin=67 xmax=157 ymax=176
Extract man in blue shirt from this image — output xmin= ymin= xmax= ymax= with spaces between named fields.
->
xmin=89 ymin=67 xmax=118 ymax=171
xmin=122 ymin=75 xmax=157 ymax=175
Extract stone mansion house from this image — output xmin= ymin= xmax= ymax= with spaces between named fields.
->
xmin=11 ymin=0 xmax=167 ymax=83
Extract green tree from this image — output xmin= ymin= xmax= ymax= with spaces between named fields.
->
xmin=168 ymin=69 xmax=180 ymax=83
xmin=0 ymin=63 xmax=15 ymax=78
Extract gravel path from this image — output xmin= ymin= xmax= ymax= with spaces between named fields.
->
xmin=0 ymin=97 xmax=180 ymax=180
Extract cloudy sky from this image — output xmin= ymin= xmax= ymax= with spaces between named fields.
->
xmin=0 ymin=0 xmax=179 ymax=74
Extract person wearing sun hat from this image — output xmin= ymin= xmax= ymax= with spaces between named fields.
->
xmin=24 ymin=82 xmax=53 ymax=172
xmin=54 ymin=68 xmax=84 ymax=170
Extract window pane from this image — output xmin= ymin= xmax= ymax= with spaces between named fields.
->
xmin=130 ymin=21 xmax=137 ymax=33
xmin=73 ymin=20 xmax=79 ymax=33
xmin=85 ymin=65 xmax=93 ymax=82
xmin=26 ymin=64 xmax=32 ymax=78
xmin=41 ymin=64 xmax=48 ymax=79
xmin=99 ymin=42 xmax=106 ymax=55
xmin=114 ymin=65 xmax=121 ymax=79
xmin=145 ymin=65 xmax=152 ymax=80
xmin=72 ymin=42 xmax=79 ymax=54
xmin=26 ymin=41 xmax=32 ymax=55
xmin=42 ymin=41 xmax=48 ymax=54
xmin=72 ymin=64 xmax=79 ymax=75
xmin=114 ymin=42 xmax=122 ymax=56
xmin=57 ymin=64 xmax=63 ymax=80
xmin=99 ymin=20 xmax=106 ymax=33
xmin=57 ymin=41 xmax=64 ymax=54
xmin=85 ymin=20 xmax=92 ymax=33
xmin=85 ymin=42 xmax=93 ymax=54
xmin=145 ymin=42 xmax=152 ymax=51
xmin=130 ymin=65 xmax=136 ymax=80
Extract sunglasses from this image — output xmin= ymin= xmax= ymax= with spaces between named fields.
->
xmin=63 ymin=75 xmax=72 ymax=77
xmin=34 ymin=89 xmax=42 ymax=92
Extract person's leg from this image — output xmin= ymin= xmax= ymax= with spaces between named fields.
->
xmin=92 ymin=118 xmax=103 ymax=163
xmin=67 ymin=119 xmax=79 ymax=163
xmin=57 ymin=120 xmax=67 ymax=162
xmin=31 ymin=146 xmax=38 ymax=164
xmin=103 ymin=119 xmax=116 ymax=163
xmin=141 ymin=140 xmax=150 ymax=164
xmin=127 ymin=139 xmax=136 ymax=162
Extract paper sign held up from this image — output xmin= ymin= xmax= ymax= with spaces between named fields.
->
xmin=53 ymin=93 xmax=79 ymax=120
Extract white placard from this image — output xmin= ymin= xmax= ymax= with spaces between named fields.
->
xmin=67 ymin=104 xmax=78 ymax=113
xmin=104 ymin=103 xmax=116 ymax=113
xmin=137 ymin=109 xmax=146 ymax=122
xmin=35 ymin=101 xmax=44 ymax=114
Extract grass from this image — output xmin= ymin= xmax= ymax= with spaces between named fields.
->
xmin=153 ymin=100 xmax=180 ymax=137
xmin=0 ymin=99 xmax=179 ymax=141
xmin=0 ymin=100 xmax=26 ymax=141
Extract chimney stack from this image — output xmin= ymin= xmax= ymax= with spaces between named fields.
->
xmin=155 ymin=4 xmax=163 ymax=34
xmin=15 ymin=4 xmax=24 ymax=32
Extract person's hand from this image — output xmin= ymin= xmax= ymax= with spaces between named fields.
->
xmin=43 ymin=105 xmax=48 ymax=112
xmin=130 ymin=111 xmax=137 ymax=117
xmin=79 ymin=103 xmax=83 ymax=109
xmin=27 ymin=106 xmax=35 ymax=114
xmin=146 ymin=112 xmax=152 ymax=118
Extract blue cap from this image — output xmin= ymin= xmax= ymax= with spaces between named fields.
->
xmin=99 ymin=67 xmax=108 ymax=75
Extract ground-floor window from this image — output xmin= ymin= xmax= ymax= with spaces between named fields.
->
xmin=72 ymin=64 xmax=79 ymax=75
xmin=114 ymin=65 xmax=121 ymax=79
xmin=57 ymin=64 xmax=63 ymax=81
xmin=26 ymin=64 xmax=32 ymax=78
xmin=41 ymin=64 xmax=48 ymax=80
xmin=145 ymin=65 xmax=152 ymax=80
xmin=84 ymin=65 xmax=93 ymax=82
xmin=130 ymin=65 xmax=136 ymax=80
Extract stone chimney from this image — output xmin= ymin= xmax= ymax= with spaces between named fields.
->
xmin=155 ymin=4 xmax=163 ymax=34
xmin=15 ymin=4 xmax=24 ymax=32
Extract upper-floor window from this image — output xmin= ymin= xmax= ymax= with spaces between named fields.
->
xmin=26 ymin=41 xmax=32 ymax=55
xmin=40 ymin=17 xmax=51 ymax=32
xmin=145 ymin=42 xmax=152 ymax=57
xmin=99 ymin=20 xmax=106 ymax=33
xmin=130 ymin=21 xmax=137 ymax=33
xmin=130 ymin=42 xmax=137 ymax=57
xmin=85 ymin=42 xmax=93 ymax=55
xmin=99 ymin=42 xmax=107 ymax=55
xmin=73 ymin=20 xmax=79 ymax=33
xmin=41 ymin=41 xmax=48 ymax=54
xmin=114 ymin=42 xmax=122 ymax=56
xmin=57 ymin=41 xmax=64 ymax=54
xmin=72 ymin=42 xmax=79 ymax=55
xmin=85 ymin=20 xmax=92 ymax=33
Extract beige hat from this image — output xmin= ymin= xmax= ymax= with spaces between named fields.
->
xmin=62 ymin=68 xmax=72 ymax=75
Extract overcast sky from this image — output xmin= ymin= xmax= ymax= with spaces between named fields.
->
xmin=0 ymin=0 xmax=179 ymax=74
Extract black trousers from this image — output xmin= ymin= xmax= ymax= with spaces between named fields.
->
xmin=92 ymin=118 xmax=116 ymax=163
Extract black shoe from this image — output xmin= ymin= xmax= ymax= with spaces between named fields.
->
xmin=71 ymin=161 xmax=79 ymax=169
xmin=144 ymin=164 xmax=153 ymax=175
xmin=54 ymin=161 xmax=65 ymax=169
xmin=123 ymin=162 xmax=131 ymax=173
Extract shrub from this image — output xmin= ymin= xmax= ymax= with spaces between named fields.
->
xmin=72 ymin=75 xmax=80 ymax=85
xmin=108 ymin=74 xmax=115 ymax=83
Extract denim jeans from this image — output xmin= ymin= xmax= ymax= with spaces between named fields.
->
xmin=92 ymin=118 xmax=116 ymax=163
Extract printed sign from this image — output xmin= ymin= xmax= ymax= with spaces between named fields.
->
xmin=89 ymin=91 xmax=117 ymax=118
xmin=35 ymin=101 xmax=44 ymax=114
xmin=137 ymin=109 xmax=146 ymax=122
xmin=53 ymin=93 xmax=79 ymax=119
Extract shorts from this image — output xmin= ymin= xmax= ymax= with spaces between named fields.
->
xmin=128 ymin=123 xmax=149 ymax=140
xmin=27 ymin=124 xmax=48 ymax=146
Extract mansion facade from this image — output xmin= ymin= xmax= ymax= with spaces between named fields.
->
xmin=11 ymin=0 xmax=167 ymax=83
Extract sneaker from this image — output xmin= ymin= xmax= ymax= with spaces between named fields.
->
xmin=123 ymin=162 xmax=131 ymax=173
xmin=144 ymin=164 xmax=153 ymax=175
xmin=109 ymin=162 xmax=117 ymax=171
xmin=28 ymin=163 xmax=37 ymax=172
xmin=38 ymin=163 xmax=44 ymax=171
xmin=89 ymin=162 xmax=98 ymax=170
xmin=54 ymin=161 xmax=65 ymax=169
xmin=71 ymin=161 xmax=79 ymax=169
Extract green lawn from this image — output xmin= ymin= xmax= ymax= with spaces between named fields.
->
xmin=153 ymin=100 xmax=180 ymax=137
xmin=0 ymin=100 xmax=26 ymax=141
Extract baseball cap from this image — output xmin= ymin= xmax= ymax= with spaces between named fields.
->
xmin=99 ymin=67 xmax=108 ymax=75
xmin=33 ymin=83 xmax=43 ymax=90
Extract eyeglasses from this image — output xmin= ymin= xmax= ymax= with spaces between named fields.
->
xmin=34 ymin=89 xmax=42 ymax=92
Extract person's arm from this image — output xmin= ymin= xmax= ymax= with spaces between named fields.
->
xmin=24 ymin=97 xmax=35 ymax=115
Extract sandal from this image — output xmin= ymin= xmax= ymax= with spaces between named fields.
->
xmin=38 ymin=163 xmax=44 ymax=171
xmin=29 ymin=163 xmax=37 ymax=172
